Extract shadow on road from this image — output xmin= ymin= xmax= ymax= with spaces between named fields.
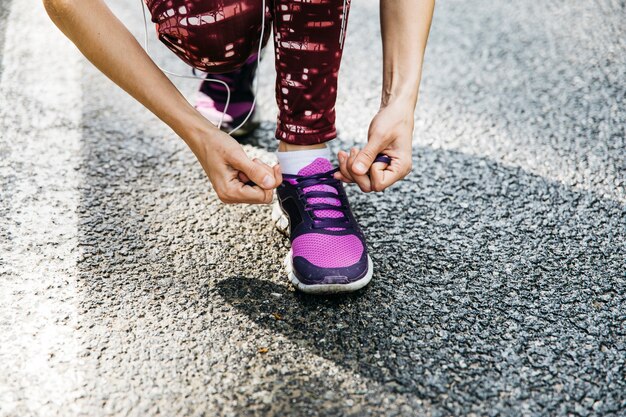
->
xmin=216 ymin=144 xmax=625 ymax=415
xmin=75 ymin=94 xmax=625 ymax=414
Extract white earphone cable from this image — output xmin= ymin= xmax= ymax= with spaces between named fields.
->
xmin=339 ymin=0 xmax=347 ymax=49
xmin=139 ymin=1 xmax=348 ymax=134
xmin=138 ymin=0 xmax=266 ymax=134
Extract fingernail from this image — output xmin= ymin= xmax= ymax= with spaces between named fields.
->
xmin=339 ymin=155 xmax=345 ymax=163
xmin=354 ymin=162 xmax=366 ymax=173
xmin=262 ymin=175 xmax=274 ymax=188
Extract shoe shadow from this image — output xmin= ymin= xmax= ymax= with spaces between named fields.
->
xmin=216 ymin=275 xmax=414 ymax=385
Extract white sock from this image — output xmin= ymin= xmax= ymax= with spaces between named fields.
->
xmin=276 ymin=145 xmax=332 ymax=175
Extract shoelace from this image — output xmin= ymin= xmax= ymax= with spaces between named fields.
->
xmin=245 ymin=154 xmax=392 ymax=230
xmin=295 ymin=154 xmax=391 ymax=229
xmin=293 ymin=168 xmax=350 ymax=230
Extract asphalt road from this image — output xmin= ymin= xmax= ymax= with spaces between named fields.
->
xmin=1 ymin=0 xmax=625 ymax=416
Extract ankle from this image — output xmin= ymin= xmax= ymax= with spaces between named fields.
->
xmin=278 ymin=141 xmax=328 ymax=152
xmin=275 ymin=143 xmax=333 ymax=175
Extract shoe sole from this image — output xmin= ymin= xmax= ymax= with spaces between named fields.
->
xmin=284 ymin=249 xmax=373 ymax=294
xmin=272 ymin=201 xmax=373 ymax=294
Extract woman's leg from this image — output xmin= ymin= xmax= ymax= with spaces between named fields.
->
xmin=195 ymin=52 xmax=262 ymax=136
xmin=145 ymin=0 xmax=352 ymax=143
xmin=271 ymin=0 xmax=374 ymax=294
xmin=273 ymin=0 xmax=352 ymax=145
xmin=145 ymin=0 xmax=270 ymax=74
xmin=145 ymin=0 xmax=271 ymax=135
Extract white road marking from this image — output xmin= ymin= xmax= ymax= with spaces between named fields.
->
xmin=0 ymin=0 xmax=84 ymax=415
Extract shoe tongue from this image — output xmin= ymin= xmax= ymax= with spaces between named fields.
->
xmin=296 ymin=158 xmax=345 ymax=228
xmin=297 ymin=157 xmax=334 ymax=176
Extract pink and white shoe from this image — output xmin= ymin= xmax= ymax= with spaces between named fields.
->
xmin=272 ymin=155 xmax=389 ymax=294
xmin=195 ymin=54 xmax=260 ymax=139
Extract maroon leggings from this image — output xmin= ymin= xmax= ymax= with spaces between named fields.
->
xmin=145 ymin=0 xmax=352 ymax=145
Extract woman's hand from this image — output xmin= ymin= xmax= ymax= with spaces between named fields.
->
xmin=190 ymin=129 xmax=282 ymax=204
xmin=334 ymin=101 xmax=414 ymax=192
xmin=44 ymin=0 xmax=281 ymax=205
xmin=334 ymin=0 xmax=433 ymax=193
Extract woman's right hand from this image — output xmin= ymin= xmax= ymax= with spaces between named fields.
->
xmin=190 ymin=128 xmax=282 ymax=205
xmin=43 ymin=0 xmax=281 ymax=204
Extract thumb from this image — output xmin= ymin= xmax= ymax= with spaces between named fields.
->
xmin=231 ymin=153 xmax=277 ymax=190
xmin=352 ymin=140 xmax=385 ymax=175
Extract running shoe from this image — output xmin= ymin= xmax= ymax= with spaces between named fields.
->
xmin=272 ymin=155 xmax=390 ymax=294
xmin=195 ymin=54 xmax=260 ymax=139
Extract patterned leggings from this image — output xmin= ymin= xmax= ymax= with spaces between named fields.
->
xmin=145 ymin=0 xmax=352 ymax=145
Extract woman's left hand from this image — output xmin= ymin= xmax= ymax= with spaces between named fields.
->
xmin=334 ymin=101 xmax=415 ymax=192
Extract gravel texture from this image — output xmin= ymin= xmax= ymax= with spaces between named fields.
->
xmin=1 ymin=0 xmax=625 ymax=416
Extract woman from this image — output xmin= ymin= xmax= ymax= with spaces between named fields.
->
xmin=43 ymin=0 xmax=434 ymax=294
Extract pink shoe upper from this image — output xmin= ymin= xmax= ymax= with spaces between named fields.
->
xmin=287 ymin=158 xmax=365 ymax=269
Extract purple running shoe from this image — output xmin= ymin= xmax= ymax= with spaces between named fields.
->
xmin=195 ymin=54 xmax=260 ymax=139
xmin=272 ymin=157 xmax=377 ymax=294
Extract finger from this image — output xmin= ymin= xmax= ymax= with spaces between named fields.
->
xmin=333 ymin=171 xmax=354 ymax=183
xmin=241 ymin=160 xmax=280 ymax=188
xmin=244 ymin=160 xmax=280 ymax=202
xmin=351 ymin=138 xmax=386 ymax=176
xmin=337 ymin=150 xmax=355 ymax=182
xmin=230 ymin=153 xmax=278 ymax=190
xmin=348 ymin=147 xmax=372 ymax=193
xmin=272 ymin=163 xmax=283 ymax=186
xmin=238 ymin=171 xmax=250 ymax=184
xmin=228 ymin=179 xmax=274 ymax=204
xmin=369 ymin=159 xmax=390 ymax=192
xmin=214 ymin=175 xmax=266 ymax=204
xmin=371 ymin=159 xmax=408 ymax=191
